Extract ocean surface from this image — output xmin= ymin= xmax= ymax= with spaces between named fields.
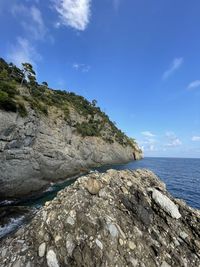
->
xmin=0 ymin=157 xmax=200 ymax=239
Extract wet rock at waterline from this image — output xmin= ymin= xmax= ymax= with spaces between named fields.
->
xmin=0 ymin=169 xmax=200 ymax=267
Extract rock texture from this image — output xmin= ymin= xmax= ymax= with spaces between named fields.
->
xmin=0 ymin=169 xmax=200 ymax=267
xmin=0 ymin=109 xmax=142 ymax=198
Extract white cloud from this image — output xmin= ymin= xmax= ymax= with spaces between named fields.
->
xmin=187 ymin=80 xmax=200 ymax=90
xmin=72 ymin=63 xmax=90 ymax=72
xmin=192 ymin=136 xmax=200 ymax=141
xmin=52 ymin=0 xmax=91 ymax=31
xmin=139 ymin=132 xmax=157 ymax=152
xmin=7 ymin=37 xmax=41 ymax=67
xmin=162 ymin=57 xmax=183 ymax=80
xmin=141 ymin=131 xmax=155 ymax=137
xmin=11 ymin=5 xmax=47 ymax=40
xmin=165 ymin=132 xmax=182 ymax=147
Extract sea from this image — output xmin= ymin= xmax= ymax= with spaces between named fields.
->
xmin=0 ymin=157 xmax=200 ymax=239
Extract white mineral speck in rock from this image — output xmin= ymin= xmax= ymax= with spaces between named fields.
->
xmin=46 ymin=250 xmax=59 ymax=267
xmin=128 ymin=241 xmax=136 ymax=250
xmin=180 ymin=231 xmax=188 ymax=239
xmin=108 ymin=224 xmax=119 ymax=238
xmin=127 ymin=181 xmax=132 ymax=187
xmin=38 ymin=242 xmax=46 ymax=257
xmin=95 ymin=239 xmax=103 ymax=250
xmin=152 ymin=189 xmax=181 ymax=219
xmin=66 ymin=216 xmax=75 ymax=225
xmin=161 ymin=261 xmax=171 ymax=267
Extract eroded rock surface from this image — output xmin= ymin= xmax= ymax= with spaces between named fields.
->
xmin=0 ymin=109 xmax=142 ymax=198
xmin=0 ymin=169 xmax=200 ymax=267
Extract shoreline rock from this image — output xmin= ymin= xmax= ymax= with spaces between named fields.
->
xmin=0 ymin=109 xmax=142 ymax=198
xmin=0 ymin=169 xmax=199 ymax=267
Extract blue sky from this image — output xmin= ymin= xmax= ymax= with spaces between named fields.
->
xmin=0 ymin=0 xmax=200 ymax=158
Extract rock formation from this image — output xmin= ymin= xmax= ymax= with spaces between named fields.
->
xmin=0 ymin=108 xmax=142 ymax=198
xmin=0 ymin=169 xmax=199 ymax=267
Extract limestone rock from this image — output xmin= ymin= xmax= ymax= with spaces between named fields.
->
xmin=0 ymin=109 xmax=142 ymax=198
xmin=46 ymin=250 xmax=59 ymax=267
xmin=152 ymin=189 xmax=182 ymax=219
xmin=38 ymin=242 xmax=46 ymax=257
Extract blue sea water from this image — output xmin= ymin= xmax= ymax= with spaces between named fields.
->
xmin=95 ymin=157 xmax=200 ymax=210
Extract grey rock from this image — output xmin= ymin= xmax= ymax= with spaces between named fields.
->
xmin=0 ymin=109 xmax=142 ymax=198
xmin=0 ymin=170 xmax=199 ymax=267
xmin=46 ymin=250 xmax=59 ymax=267
xmin=108 ymin=223 xmax=119 ymax=238
xmin=12 ymin=259 xmax=22 ymax=267
xmin=152 ymin=189 xmax=181 ymax=219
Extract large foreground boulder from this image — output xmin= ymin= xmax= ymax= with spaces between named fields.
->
xmin=0 ymin=169 xmax=200 ymax=267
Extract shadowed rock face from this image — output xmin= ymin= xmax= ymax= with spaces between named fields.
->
xmin=0 ymin=109 xmax=142 ymax=198
xmin=0 ymin=169 xmax=199 ymax=267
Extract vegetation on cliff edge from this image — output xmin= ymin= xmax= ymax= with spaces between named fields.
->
xmin=0 ymin=58 xmax=139 ymax=149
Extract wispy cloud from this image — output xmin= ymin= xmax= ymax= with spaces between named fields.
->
xmin=139 ymin=131 xmax=157 ymax=152
xmin=72 ymin=63 xmax=90 ymax=72
xmin=11 ymin=5 xmax=47 ymax=41
xmin=7 ymin=37 xmax=41 ymax=67
xmin=191 ymin=136 xmax=200 ymax=141
xmin=141 ymin=131 xmax=155 ymax=137
xmin=187 ymin=80 xmax=200 ymax=90
xmin=165 ymin=131 xmax=182 ymax=147
xmin=162 ymin=57 xmax=183 ymax=80
xmin=52 ymin=0 xmax=92 ymax=31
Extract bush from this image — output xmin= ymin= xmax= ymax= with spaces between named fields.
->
xmin=76 ymin=121 xmax=100 ymax=137
xmin=0 ymin=91 xmax=17 ymax=112
xmin=0 ymin=81 xmax=18 ymax=97
xmin=17 ymin=102 xmax=28 ymax=117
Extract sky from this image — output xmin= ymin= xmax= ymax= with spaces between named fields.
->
xmin=0 ymin=0 xmax=200 ymax=158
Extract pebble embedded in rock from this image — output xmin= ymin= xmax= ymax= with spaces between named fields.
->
xmin=108 ymin=224 xmax=119 ymax=238
xmin=127 ymin=181 xmax=133 ymax=187
xmin=66 ymin=216 xmax=75 ymax=226
xmin=119 ymin=238 xmax=124 ymax=246
xmin=128 ymin=241 xmax=136 ymax=250
xmin=180 ymin=231 xmax=188 ymax=240
xmin=38 ymin=242 xmax=46 ymax=257
xmin=95 ymin=239 xmax=103 ymax=250
xmin=152 ymin=189 xmax=181 ymax=219
xmin=46 ymin=250 xmax=59 ymax=267
xmin=161 ymin=261 xmax=171 ymax=267
xmin=85 ymin=178 xmax=101 ymax=195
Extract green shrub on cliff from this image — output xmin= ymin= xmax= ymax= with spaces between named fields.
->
xmin=0 ymin=91 xmax=17 ymax=112
xmin=0 ymin=58 xmax=136 ymax=148
xmin=76 ymin=121 xmax=101 ymax=137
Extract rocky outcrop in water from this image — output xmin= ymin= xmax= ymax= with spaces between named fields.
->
xmin=0 ymin=108 xmax=142 ymax=198
xmin=0 ymin=169 xmax=199 ymax=267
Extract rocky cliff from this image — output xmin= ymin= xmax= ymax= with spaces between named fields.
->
xmin=0 ymin=169 xmax=199 ymax=267
xmin=0 ymin=108 xmax=141 ymax=198
xmin=0 ymin=58 xmax=142 ymax=198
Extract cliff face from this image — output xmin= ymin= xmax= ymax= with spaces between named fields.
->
xmin=0 ymin=169 xmax=199 ymax=267
xmin=0 ymin=58 xmax=142 ymax=198
xmin=0 ymin=107 xmax=142 ymax=198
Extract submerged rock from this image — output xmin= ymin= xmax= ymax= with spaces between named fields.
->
xmin=0 ymin=169 xmax=200 ymax=267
